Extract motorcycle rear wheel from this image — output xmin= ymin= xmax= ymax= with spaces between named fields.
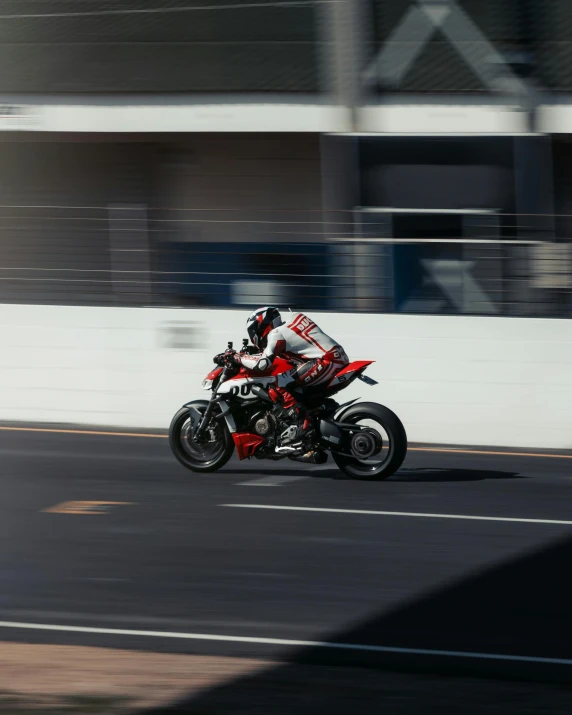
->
xmin=169 ymin=401 xmax=234 ymax=473
xmin=332 ymin=402 xmax=407 ymax=480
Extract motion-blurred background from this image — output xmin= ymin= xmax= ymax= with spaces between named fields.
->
xmin=2 ymin=0 xmax=572 ymax=444
xmin=0 ymin=0 xmax=571 ymax=316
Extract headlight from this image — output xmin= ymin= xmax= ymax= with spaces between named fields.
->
xmin=202 ymin=379 xmax=213 ymax=390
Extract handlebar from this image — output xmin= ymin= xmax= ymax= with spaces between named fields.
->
xmin=213 ymin=350 xmax=240 ymax=368
xmin=213 ymin=339 xmax=257 ymax=366
xmin=213 ymin=353 xmax=232 ymax=367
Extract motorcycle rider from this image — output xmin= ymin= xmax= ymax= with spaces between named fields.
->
xmin=231 ymin=306 xmax=349 ymax=446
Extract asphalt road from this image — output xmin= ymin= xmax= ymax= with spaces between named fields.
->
xmin=1 ymin=426 xmax=572 ymax=710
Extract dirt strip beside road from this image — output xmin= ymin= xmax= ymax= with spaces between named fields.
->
xmin=0 ymin=642 xmax=275 ymax=713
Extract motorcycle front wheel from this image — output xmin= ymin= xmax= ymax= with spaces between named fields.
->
xmin=169 ymin=401 xmax=234 ymax=473
xmin=332 ymin=402 xmax=407 ymax=480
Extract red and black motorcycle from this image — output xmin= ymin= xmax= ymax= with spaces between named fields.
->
xmin=169 ymin=340 xmax=407 ymax=480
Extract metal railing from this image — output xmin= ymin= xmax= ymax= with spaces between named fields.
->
xmin=0 ymin=205 xmax=571 ymax=317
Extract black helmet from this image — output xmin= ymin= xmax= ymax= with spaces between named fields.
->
xmin=246 ymin=306 xmax=283 ymax=349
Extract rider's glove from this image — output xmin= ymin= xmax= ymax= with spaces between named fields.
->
xmin=214 ymin=350 xmax=239 ymax=367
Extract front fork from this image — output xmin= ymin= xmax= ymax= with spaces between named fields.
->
xmin=193 ymin=364 xmax=237 ymax=440
xmin=193 ymin=393 xmax=219 ymax=441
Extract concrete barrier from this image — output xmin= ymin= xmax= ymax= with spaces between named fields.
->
xmin=1 ymin=304 xmax=571 ymax=449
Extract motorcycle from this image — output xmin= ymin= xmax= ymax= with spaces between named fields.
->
xmin=169 ymin=340 xmax=407 ymax=480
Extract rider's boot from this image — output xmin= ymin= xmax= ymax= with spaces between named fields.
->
xmin=268 ymin=387 xmax=312 ymax=446
xmin=289 ymin=449 xmax=328 ymax=464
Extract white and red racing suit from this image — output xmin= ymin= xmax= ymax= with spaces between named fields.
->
xmin=236 ymin=312 xmax=349 ymax=409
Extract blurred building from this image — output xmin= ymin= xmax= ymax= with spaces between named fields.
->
xmin=1 ymin=0 xmax=572 ymax=315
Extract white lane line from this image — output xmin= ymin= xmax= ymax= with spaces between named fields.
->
xmin=0 ymin=620 xmax=570 ymax=666
xmin=222 ymin=504 xmax=572 ymax=526
xmin=237 ymin=475 xmax=308 ymax=487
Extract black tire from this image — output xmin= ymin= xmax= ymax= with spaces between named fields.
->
xmin=169 ymin=401 xmax=234 ymax=473
xmin=331 ymin=402 xmax=407 ymax=480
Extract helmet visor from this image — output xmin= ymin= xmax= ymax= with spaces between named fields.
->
xmin=247 ymin=322 xmax=259 ymax=347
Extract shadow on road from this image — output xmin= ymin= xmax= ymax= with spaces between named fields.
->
xmin=392 ymin=468 xmax=524 ymax=482
xmin=147 ymin=533 xmax=572 ymax=714
xmin=224 ymin=467 xmax=524 ymax=482
xmin=222 ymin=467 xmax=350 ymax=480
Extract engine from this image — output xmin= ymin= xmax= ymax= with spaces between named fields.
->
xmin=247 ymin=408 xmax=296 ymax=459
xmin=249 ymin=410 xmax=276 ymax=437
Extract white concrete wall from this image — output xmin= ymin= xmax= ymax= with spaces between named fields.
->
xmin=1 ymin=304 xmax=571 ymax=449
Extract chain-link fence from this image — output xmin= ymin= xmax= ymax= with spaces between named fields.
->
xmin=2 ymin=0 xmax=572 ymax=96
xmin=368 ymin=0 xmax=572 ymax=95
xmin=0 ymin=0 xmax=318 ymax=93
xmin=0 ymin=205 xmax=571 ymax=317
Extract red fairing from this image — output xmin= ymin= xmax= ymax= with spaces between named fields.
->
xmin=232 ymin=433 xmax=265 ymax=460
xmin=205 ymin=366 xmax=223 ymax=381
xmin=268 ymin=355 xmax=294 ymax=376
xmin=335 ymin=360 xmax=374 ymax=377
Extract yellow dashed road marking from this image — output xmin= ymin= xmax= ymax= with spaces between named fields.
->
xmin=408 ymin=447 xmax=572 ymax=460
xmin=0 ymin=426 xmax=166 ymax=438
xmin=43 ymin=501 xmax=134 ymax=515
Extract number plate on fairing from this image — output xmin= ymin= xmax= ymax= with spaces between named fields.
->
xmin=358 ymin=373 xmax=378 ymax=386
